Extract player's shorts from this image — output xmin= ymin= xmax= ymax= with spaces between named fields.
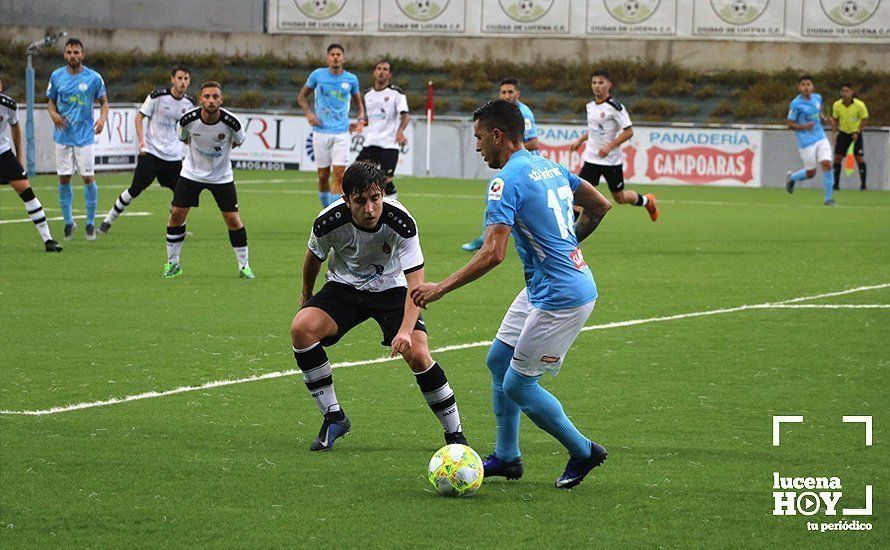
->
xmin=578 ymin=162 xmax=624 ymax=192
xmin=312 ymin=132 xmax=350 ymax=169
xmin=55 ymin=143 xmax=95 ymax=176
xmin=303 ymin=281 xmax=427 ymax=347
xmin=172 ymin=176 xmax=238 ymax=211
xmin=834 ymin=131 xmax=864 ymax=157
xmin=356 ymin=146 xmax=399 ymax=178
xmin=130 ymin=153 xmax=183 ymax=196
xmin=798 ymin=138 xmax=832 ymax=171
xmin=495 ymin=287 xmax=595 ymax=377
xmin=0 ymin=150 xmax=27 ymax=184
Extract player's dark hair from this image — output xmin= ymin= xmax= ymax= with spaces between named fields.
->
xmin=375 ymin=59 xmax=392 ymax=72
xmin=798 ymin=75 xmax=813 ymax=84
xmin=342 ymin=161 xmax=386 ymax=199
xmin=200 ymin=81 xmax=222 ymax=92
xmin=473 ymin=99 xmax=524 ymax=142
xmin=592 ymin=70 xmax=612 ymax=82
xmin=171 ymin=65 xmax=191 ymax=77
xmin=65 ymin=38 xmax=84 ymax=51
xmin=327 ymin=43 xmax=345 ymax=54
xmin=499 ymin=78 xmax=519 ymax=88
xmin=840 ymin=83 xmax=852 ymax=90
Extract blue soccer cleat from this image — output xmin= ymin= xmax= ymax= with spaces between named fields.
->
xmin=461 ymin=237 xmax=484 ymax=251
xmin=309 ymin=411 xmax=351 ymax=452
xmin=555 ymin=441 xmax=607 ymax=489
xmin=483 ymin=454 xmax=524 ymax=480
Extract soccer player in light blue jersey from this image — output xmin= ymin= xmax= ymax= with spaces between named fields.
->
xmin=785 ymin=76 xmax=835 ymax=206
xmin=414 ymin=100 xmax=614 ymax=489
xmin=46 ymin=38 xmax=108 ymax=240
xmin=462 ymin=78 xmax=539 ymax=251
xmin=298 ymin=44 xmax=365 ymax=208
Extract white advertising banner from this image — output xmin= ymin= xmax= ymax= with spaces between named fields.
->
xmin=93 ymin=107 xmax=138 ymax=171
xmin=273 ymin=0 xmax=364 ymax=33
xmin=230 ymin=112 xmax=303 ymax=171
xmin=802 ymin=0 xmax=890 ymax=38
xmin=379 ymin=0 xmax=467 ymax=33
xmin=586 ymin=0 xmax=678 ymax=36
xmin=692 ymin=0 xmax=786 ymax=38
xmin=536 ymin=124 xmax=763 ymax=187
xmin=480 ymin=0 xmax=570 ymax=34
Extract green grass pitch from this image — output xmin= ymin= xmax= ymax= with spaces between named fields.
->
xmin=1 ymin=171 xmax=887 ymax=548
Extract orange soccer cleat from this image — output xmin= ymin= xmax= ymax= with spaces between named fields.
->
xmin=644 ymin=193 xmax=658 ymax=221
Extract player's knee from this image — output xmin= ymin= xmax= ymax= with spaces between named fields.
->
xmin=58 ymin=176 xmax=71 ymax=184
xmin=222 ymin=213 xmax=243 ymax=230
xmin=820 ymin=161 xmax=831 ymax=171
xmin=806 ymin=169 xmax=817 ymax=179
xmin=291 ymin=317 xmax=319 ymax=348
xmin=486 ymin=340 xmax=513 ymax=378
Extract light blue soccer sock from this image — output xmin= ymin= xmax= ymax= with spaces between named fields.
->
xmin=58 ymin=183 xmax=74 ymax=224
xmin=822 ymin=170 xmax=834 ymax=202
xmin=84 ymin=182 xmax=98 ymax=225
xmin=318 ymin=191 xmax=328 ymax=207
xmin=486 ymin=339 xmax=522 ymax=461
xmin=790 ymin=169 xmax=807 ymax=182
xmin=502 ymin=367 xmax=592 ymax=460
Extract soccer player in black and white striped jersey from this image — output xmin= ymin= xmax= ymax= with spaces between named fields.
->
xmin=0 ymin=79 xmax=62 ymax=252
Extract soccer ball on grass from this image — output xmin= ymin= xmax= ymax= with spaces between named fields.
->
xmin=428 ymin=444 xmax=484 ymax=497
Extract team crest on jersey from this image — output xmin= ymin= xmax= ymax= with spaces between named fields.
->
xmin=295 ymin=0 xmax=346 ymax=19
xmin=710 ymin=0 xmax=769 ymax=25
xmin=488 ymin=177 xmax=504 ymax=201
xmin=820 ymin=0 xmax=880 ymax=26
xmin=499 ymin=0 xmax=554 ymax=23
xmin=78 ymin=82 xmax=89 ymax=92
xmin=396 ymin=0 xmax=449 ymax=22
xmin=218 ymin=133 xmax=226 ymax=141
xmin=383 ymin=243 xmax=392 ymax=254
xmin=604 ymin=0 xmax=661 ymax=24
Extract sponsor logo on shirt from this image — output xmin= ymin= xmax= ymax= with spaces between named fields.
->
xmin=488 ymin=177 xmax=504 ymax=200
xmin=570 ymin=247 xmax=587 ymax=270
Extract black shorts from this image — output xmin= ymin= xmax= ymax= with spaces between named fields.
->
xmin=172 ymin=176 xmax=238 ymax=211
xmin=579 ymin=162 xmax=625 ymax=192
xmin=303 ymin=281 xmax=427 ymax=347
xmin=0 ymin=150 xmax=27 ymax=184
xmin=356 ymin=146 xmax=399 ymax=195
xmin=131 ymin=153 xmax=182 ymax=194
xmin=834 ymin=131 xmax=864 ymax=157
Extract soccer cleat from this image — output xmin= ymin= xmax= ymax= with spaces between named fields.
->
xmin=555 ymin=441 xmax=608 ymax=489
xmin=98 ymin=221 xmax=112 ymax=235
xmin=44 ymin=240 xmax=63 ymax=253
xmin=309 ymin=412 xmax=351 ymax=452
xmin=85 ymin=224 xmax=96 ymax=241
xmin=461 ymin=237 xmax=484 ymax=251
xmin=239 ymin=266 xmax=256 ymax=279
xmin=644 ymin=193 xmax=658 ymax=221
xmin=785 ymin=171 xmax=795 ymax=194
xmin=63 ymin=222 xmax=77 ymax=241
xmin=444 ymin=431 xmax=468 ymax=446
xmin=482 ymin=454 xmax=524 ymax=481
xmin=824 ymin=199 xmax=836 ymax=207
xmin=163 ymin=262 xmax=183 ymax=278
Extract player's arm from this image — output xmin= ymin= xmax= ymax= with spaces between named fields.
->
xmin=391 ymin=268 xmax=425 ymax=357
xmin=94 ymin=94 xmax=109 ymax=135
xmin=47 ymin=98 xmax=67 ymax=130
xmin=600 ymin=126 xmax=632 ymax=158
xmin=352 ymin=91 xmax=365 ymax=134
xmin=10 ymin=117 xmax=24 ymax=167
xmin=410 ymin=224 xmax=511 ymax=308
xmin=396 ymin=111 xmax=410 ymax=145
xmin=524 ymin=137 xmax=540 ymax=152
xmin=297 ymin=85 xmax=319 ymax=127
xmin=300 ymin=249 xmax=324 ymax=308
xmin=569 ymin=131 xmax=588 ymax=152
xmin=573 ymin=179 xmax=612 ymax=243
xmin=135 ymin=112 xmax=146 ymax=154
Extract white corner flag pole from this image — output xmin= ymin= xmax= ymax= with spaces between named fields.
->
xmin=425 ymin=80 xmax=432 ymax=177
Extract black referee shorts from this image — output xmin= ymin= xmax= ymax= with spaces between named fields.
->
xmin=834 ymin=131 xmax=864 ymax=157
xmin=130 ymin=153 xmax=182 ymax=196
xmin=579 ymin=162 xmax=625 ymax=192
xmin=303 ymin=281 xmax=427 ymax=347
xmin=172 ymin=176 xmax=239 ymax=211
xmin=0 ymin=150 xmax=27 ymax=184
xmin=356 ymin=145 xmax=399 ymax=195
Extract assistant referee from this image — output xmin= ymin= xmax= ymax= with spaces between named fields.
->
xmin=831 ymin=84 xmax=869 ymax=190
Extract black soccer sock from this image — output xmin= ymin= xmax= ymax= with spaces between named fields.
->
xmin=228 ymin=226 xmax=247 ymax=247
xmin=294 ymin=342 xmax=341 ymax=415
xmin=414 ymin=362 xmax=461 ymax=434
xmin=166 ymin=225 xmax=186 ymax=263
xmin=633 ymin=193 xmax=645 ymax=206
xmin=833 ymin=162 xmax=841 ymax=188
xmin=859 ymin=162 xmax=867 ymax=188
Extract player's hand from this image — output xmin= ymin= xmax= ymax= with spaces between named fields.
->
xmin=307 ymin=113 xmax=320 ymax=127
xmin=598 ymin=146 xmax=611 ymax=158
xmin=138 ymin=140 xmax=146 ymax=156
xmin=411 ymin=282 xmax=443 ymax=308
xmin=396 ymin=130 xmax=407 ymax=146
xmin=93 ymin=117 xmax=106 ymax=135
xmin=50 ymin=112 xmax=67 ymax=130
xmin=390 ymin=330 xmax=412 ymax=357
xmin=352 ymin=120 xmax=364 ymax=134
xmin=804 ymin=122 xmax=815 ymax=130
xmin=569 ymin=140 xmax=581 ymax=153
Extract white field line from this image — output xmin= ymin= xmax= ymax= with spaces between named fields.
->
xmin=754 ymin=304 xmax=890 ymax=309
xmin=2 ymin=283 xmax=887 ymax=417
xmin=0 ymin=212 xmax=151 ymax=225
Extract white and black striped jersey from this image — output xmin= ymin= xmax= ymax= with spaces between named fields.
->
xmin=582 ymin=97 xmax=633 ymax=167
xmin=362 ymin=85 xmax=409 ymax=150
xmin=0 ymin=93 xmax=19 ymax=155
xmin=308 ymin=198 xmax=424 ymax=292
xmin=139 ymin=88 xmax=195 ymax=161
xmin=178 ymin=107 xmax=245 ymax=184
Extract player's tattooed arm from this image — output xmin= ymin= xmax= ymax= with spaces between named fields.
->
xmin=297 ymin=86 xmax=319 ymax=127
xmin=572 ymin=179 xmax=612 ymax=243
xmin=299 ymin=249 xmax=324 ymax=308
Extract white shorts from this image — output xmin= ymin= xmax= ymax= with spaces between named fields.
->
xmin=55 ymin=143 xmax=95 ymax=176
xmin=495 ymin=288 xmax=595 ymax=377
xmin=798 ymin=138 xmax=832 ymax=171
xmin=312 ymin=132 xmax=350 ymax=169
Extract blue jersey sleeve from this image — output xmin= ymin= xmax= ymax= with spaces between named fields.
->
xmin=94 ymin=73 xmax=107 ymax=100
xmin=305 ymin=69 xmax=320 ymax=90
xmin=349 ymin=74 xmax=360 ymax=95
xmin=524 ymin=110 xmax=537 ymax=141
xmin=46 ymin=72 xmax=58 ymax=101
xmin=558 ymin=163 xmax=583 ymax=192
xmin=484 ymin=175 xmax=521 ymax=227
xmin=787 ymin=101 xmax=799 ymax=122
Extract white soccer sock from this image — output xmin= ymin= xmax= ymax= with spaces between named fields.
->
xmin=294 ymin=344 xmax=341 ymax=415
xmin=414 ymin=362 xmax=462 ymax=434
xmin=105 ymin=189 xmax=133 ymax=224
xmin=233 ymin=246 xmax=249 ymax=269
xmin=24 ymin=197 xmax=52 ymax=242
xmin=166 ymin=225 xmax=186 ymax=263
xmin=640 ymin=194 xmax=649 ymax=206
